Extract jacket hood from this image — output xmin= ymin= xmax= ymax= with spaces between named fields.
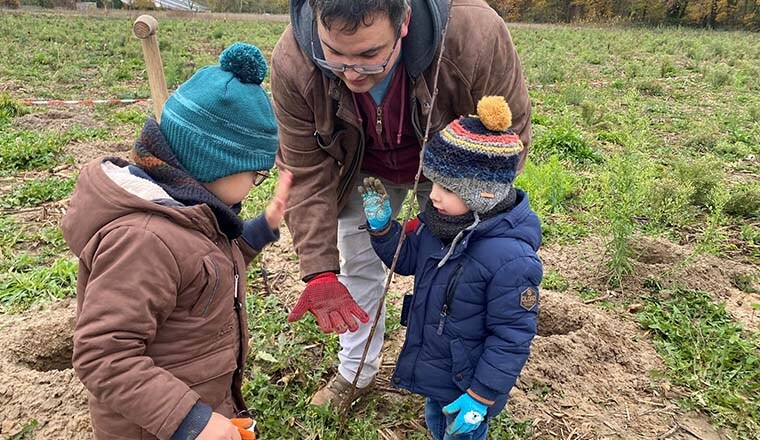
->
xmin=290 ymin=0 xmax=450 ymax=79
xmin=62 ymin=157 xmax=222 ymax=257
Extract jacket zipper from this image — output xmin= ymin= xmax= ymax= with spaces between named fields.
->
xmin=375 ymin=106 xmax=383 ymax=137
xmin=437 ymin=263 xmax=464 ymax=336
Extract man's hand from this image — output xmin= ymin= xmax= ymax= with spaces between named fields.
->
xmin=264 ymin=170 xmax=292 ymax=230
xmin=196 ymin=412 xmax=241 ymax=440
xmin=442 ymin=393 xmax=488 ymax=436
xmin=357 ymin=177 xmax=392 ymax=232
xmin=287 ymin=272 xmax=369 ymax=333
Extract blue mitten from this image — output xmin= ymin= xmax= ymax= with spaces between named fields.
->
xmin=442 ymin=393 xmax=488 ymax=436
xmin=358 ymin=177 xmax=392 ymax=231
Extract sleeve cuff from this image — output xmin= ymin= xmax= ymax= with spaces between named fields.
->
xmin=369 ymin=221 xmax=401 ymax=244
xmin=241 ymin=214 xmax=279 ymax=252
xmin=171 ymin=401 xmax=212 ymax=440
xmin=469 ymin=379 xmax=500 ymax=404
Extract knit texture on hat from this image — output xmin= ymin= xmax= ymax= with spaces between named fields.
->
xmin=132 ymin=118 xmax=244 ymax=239
xmin=422 ymin=96 xmax=523 ymax=213
xmin=159 ymin=42 xmax=278 ymax=183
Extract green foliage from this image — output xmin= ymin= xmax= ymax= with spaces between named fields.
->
xmin=541 ymin=269 xmax=569 ymax=291
xmin=8 ymin=420 xmax=38 ymax=440
xmin=673 ymin=158 xmax=725 ymax=209
xmin=0 ymin=257 xmax=78 ymax=313
xmin=725 ymin=183 xmax=760 ymax=218
xmin=642 ymin=176 xmax=696 ymax=232
xmin=0 ymin=130 xmax=65 ymax=175
xmin=532 ymin=125 xmax=602 ymax=165
xmin=598 ymin=153 xmax=648 ymax=287
xmin=731 ymin=273 xmax=758 ymax=293
xmin=0 ymin=92 xmax=28 ymax=124
xmin=516 ymin=156 xmax=577 ymax=215
xmin=1 ymin=175 xmax=76 ymax=208
xmin=639 ymin=290 xmax=760 ymax=435
xmin=695 ymin=185 xmax=730 ymax=256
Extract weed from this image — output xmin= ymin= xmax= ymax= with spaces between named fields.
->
xmin=639 ymin=290 xmax=760 ymax=435
xmin=532 ymin=126 xmax=602 ymax=165
xmin=0 ymin=92 xmax=28 ymax=125
xmin=0 ymin=257 xmax=77 ymax=313
xmin=1 ymin=175 xmax=76 ymax=208
xmin=0 ymin=130 xmax=65 ymax=175
xmin=725 ymin=183 xmax=760 ymax=218
xmin=674 ymin=158 xmax=725 ymax=209
xmin=542 ymin=269 xmax=569 ymax=292
xmin=731 ymin=273 xmax=758 ymax=293
xmin=516 ymin=156 xmax=577 ymax=215
xmin=696 ymin=185 xmax=730 ymax=256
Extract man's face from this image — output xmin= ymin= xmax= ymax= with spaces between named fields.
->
xmin=316 ymin=10 xmax=410 ymax=93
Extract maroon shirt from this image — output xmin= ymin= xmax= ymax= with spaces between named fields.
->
xmin=353 ymin=63 xmax=421 ymax=184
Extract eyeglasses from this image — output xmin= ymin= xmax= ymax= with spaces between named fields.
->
xmin=253 ymin=170 xmax=269 ymax=187
xmin=311 ymin=26 xmax=401 ymax=75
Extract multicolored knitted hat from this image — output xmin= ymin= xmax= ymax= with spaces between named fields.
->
xmin=422 ymin=96 xmax=523 ymax=214
xmin=159 ymin=42 xmax=278 ymax=183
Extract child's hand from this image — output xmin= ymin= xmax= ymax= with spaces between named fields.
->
xmin=196 ymin=412 xmax=242 ymax=440
xmin=264 ymin=170 xmax=293 ymax=230
xmin=357 ymin=177 xmax=392 ymax=231
xmin=442 ymin=393 xmax=488 ymax=436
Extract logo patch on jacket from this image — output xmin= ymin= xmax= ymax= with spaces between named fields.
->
xmin=520 ymin=287 xmax=538 ymax=310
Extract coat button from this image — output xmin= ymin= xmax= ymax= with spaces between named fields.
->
xmin=455 ymin=373 xmax=463 ymax=381
xmin=393 ymin=377 xmax=401 ymax=384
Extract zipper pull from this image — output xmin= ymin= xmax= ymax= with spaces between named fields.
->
xmin=233 ymin=272 xmax=241 ymax=310
xmin=375 ymin=106 xmax=383 ymax=137
xmin=437 ymin=304 xmax=448 ymax=336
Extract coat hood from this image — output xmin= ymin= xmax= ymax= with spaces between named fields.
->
xmin=62 ymin=157 xmax=222 ymax=257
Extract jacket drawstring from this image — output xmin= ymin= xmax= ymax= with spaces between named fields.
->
xmin=397 ymin=75 xmax=405 ymax=145
xmin=438 ymin=211 xmax=481 ymax=268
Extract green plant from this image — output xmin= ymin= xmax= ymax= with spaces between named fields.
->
xmin=639 ymin=290 xmax=760 ymax=435
xmin=599 ymin=153 xmax=648 ymax=287
xmin=725 ymin=183 xmax=760 ymax=218
xmin=696 ymin=185 xmax=730 ymax=256
xmin=8 ymin=420 xmax=38 ymax=440
xmin=541 ymin=269 xmax=569 ymax=291
xmin=1 ymin=175 xmax=76 ymax=208
xmin=0 ymin=92 xmax=28 ymax=124
xmin=674 ymin=158 xmax=725 ymax=209
xmin=0 ymin=130 xmax=65 ymax=175
xmin=0 ymin=257 xmax=78 ymax=313
xmin=731 ymin=273 xmax=758 ymax=293
xmin=642 ymin=177 xmax=696 ymax=232
xmin=532 ymin=126 xmax=602 ymax=165
xmin=515 ymin=156 xmax=577 ymax=216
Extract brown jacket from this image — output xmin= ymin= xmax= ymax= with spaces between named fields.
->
xmin=62 ymin=158 xmax=258 ymax=440
xmin=271 ymin=0 xmax=531 ymax=279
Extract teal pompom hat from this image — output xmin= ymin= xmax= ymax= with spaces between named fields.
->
xmin=159 ymin=42 xmax=278 ymax=183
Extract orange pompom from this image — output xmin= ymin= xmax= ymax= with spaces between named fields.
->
xmin=476 ymin=96 xmax=512 ymax=132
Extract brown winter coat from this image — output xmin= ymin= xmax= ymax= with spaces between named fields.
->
xmin=271 ymin=0 xmax=531 ymax=280
xmin=62 ymin=157 xmax=257 ymax=440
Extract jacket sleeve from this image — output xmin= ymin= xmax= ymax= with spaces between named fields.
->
xmin=239 ymin=213 xmax=280 ymax=267
xmin=270 ymin=29 xmax=341 ymax=280
xmin=469 ymin=19 xmax=531 ymax=171
xmin=73 ymin=226 xmax=198 ymax=440
xmin=369 ymin=220 xmax=421 ymax=276
xmin=469 ymin=256 xmax=542 ymax=403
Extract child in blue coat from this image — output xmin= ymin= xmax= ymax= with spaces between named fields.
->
xmin=358 ymin=96 xmax=542 ymax=439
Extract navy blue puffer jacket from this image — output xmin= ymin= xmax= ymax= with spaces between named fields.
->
xmin=370 ymin=190 xmax=542 ymax=417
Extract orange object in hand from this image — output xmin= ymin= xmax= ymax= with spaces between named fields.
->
xmin=230 ymin=418 xmax=257 ymax=440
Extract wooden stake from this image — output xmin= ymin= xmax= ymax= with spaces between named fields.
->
xmin=133 ymin=15 xmax=168 ymax=122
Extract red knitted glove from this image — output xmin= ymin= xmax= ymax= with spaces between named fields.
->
xmin=287 ymin=273 xmax=370 ymax=334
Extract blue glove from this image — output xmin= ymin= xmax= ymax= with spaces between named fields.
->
xmin=358 ymin=177 xmax=392 ymax=231
xmin=442 ymin=393 xmax=488 ymax=436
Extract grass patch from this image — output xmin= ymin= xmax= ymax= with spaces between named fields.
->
xmin=1 ymin=175 xmax=76 ymax=208
xmin=639 ymin=290 xmax=760 ymax=436
xmin=0 ymin=92 xmax=29 ymax=125
xmin=542 ymin=269 xmax=569 ymax=292
xmin=0 ymin=256 xmax=78 ymax=313
xmin=532 ymin=125 xmax=602 ymax=165
xmin=0 ymin=130 xmax=66 ymax=175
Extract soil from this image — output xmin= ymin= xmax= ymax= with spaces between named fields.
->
xmin=1 ymin=108 xmax=756 ymax=439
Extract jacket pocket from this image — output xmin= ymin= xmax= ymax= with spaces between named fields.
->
xmin=450 ymin=338 xmax=474 ymax=393
xmin=314 ymin=129 xmax=347 ymax=164
xmin=190 ymin=256 xmax=220 ymax=317
xmin=166 ymin=348 xmax=238 ymax=410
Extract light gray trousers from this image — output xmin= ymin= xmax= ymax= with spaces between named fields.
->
xmin=336 ymin=173 xmax=431 ymax=387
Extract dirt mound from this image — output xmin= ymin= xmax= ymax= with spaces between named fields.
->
xmin=541 ymin=234 xmax=760 ymax=329
xmin=67 ymin=139 xmax=133 ymax=166
xmin=0 ymin=300 xmax=91 ymax=439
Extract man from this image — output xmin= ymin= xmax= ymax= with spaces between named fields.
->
xmin=271 ymin=0 xmax=531 ymax=408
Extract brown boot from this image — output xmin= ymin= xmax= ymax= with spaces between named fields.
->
xmin=310 ymin=373 xmax=375 ymax=408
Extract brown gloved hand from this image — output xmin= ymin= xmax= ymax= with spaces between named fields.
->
xmin=230 ymin=418 xmax=256 ymax=440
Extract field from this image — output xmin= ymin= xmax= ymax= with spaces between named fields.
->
xmin=0 ymin=9 xmax=759 ymax=440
